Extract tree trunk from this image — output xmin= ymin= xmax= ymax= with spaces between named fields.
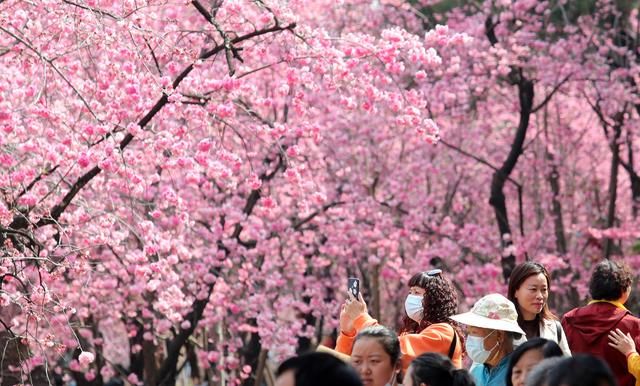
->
xmin=156 ymin=292 xmax=212 ymax=386
xmin=546 ymin=151 xmax=567 ymax=254
xmin=623 ymin=129 xmax=640 ymax=218
xmin=240 ymin=329 xmax=263 ymax=386
xmin=253 ymin=349 xmax=269 ymax=386
xmin=370 ymin=264 xmax=381 ymax=321
xmin=143 ymin=339 xmax=159 ymax=385
xmin=603 ymin=125 xmax=622 ymax=259
xmin=297 ymin=296 xmax=317 ymax=354
xmin=489 ymin=75 xmax=534 ymax=281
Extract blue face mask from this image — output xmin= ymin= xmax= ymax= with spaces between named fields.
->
xmin=404 ymin=294 xmax=423 ymax=322
xmin=465 ymin=330 xmax=498 ymax=363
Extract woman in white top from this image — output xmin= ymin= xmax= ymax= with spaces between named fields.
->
xmin=507 ymin=261 xmax=571 ymax=356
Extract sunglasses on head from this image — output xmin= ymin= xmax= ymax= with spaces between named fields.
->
xmin=426 ymin=269 xmax=442 ymax=277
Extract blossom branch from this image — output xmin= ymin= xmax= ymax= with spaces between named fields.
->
xmin=0 ymin=26 xmax=100 ymax=122
xmin=192 ymin=0 xmax=243 ymax=76
xmin=531 ymin=73 xmax=573 ymax=113
xmin=7 ymin=22 xmax=295 ymax=231
xmin=293 ymin=201 xmax=346 ymax=231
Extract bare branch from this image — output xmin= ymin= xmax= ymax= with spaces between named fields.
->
xmin=293 ymin=201 xmax=345 ymax=230
xmin=62 ymin=0 xmax=121 ymax=20
xmin=0 ymin=26 xmax=100 ymax=121
xmin=15 ymin=166 xmax=60 ymax=200
xmin=531 ymin=73 xmax=573 ymax=113
xmin=143 ymin=37 xmax=162 ymax=76
xmin=192 ymin=0 xmax=242 ymax=76
xmin=439 ymin=139 xmax=522 ymax=188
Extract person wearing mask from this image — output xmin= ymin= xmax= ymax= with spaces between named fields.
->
xmin=507 ymin=262 xmax=571 ymax=356
xmin=403 ymin=352 xmax=475 ymax=386
xmin=506 ymin=337 xmax=563 ymax=386
xmin=337 ymin=269 xmax=463 ymax=370
xmin=608 ymin=328 xmax=640 ymax=386
xmin=275 ymin=352 xmax=363 ymax=386
xmin=562 ymin=259 xmax=640 ymax=386
xmin=450 ymin=293 xmax=526 ymax=386
xmin=350 ymin=326 xmax=402 ymax=386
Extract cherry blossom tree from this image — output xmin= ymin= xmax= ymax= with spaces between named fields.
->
xmin=2 ymin=0 xmax=640 ymax=385
xmin=400 ymin=0 xmax=640 ymax=308
xmin=0 ymin=0 xmax=458 ymax=384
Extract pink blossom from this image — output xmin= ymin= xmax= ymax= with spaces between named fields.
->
xmin=248 ymin=173 xmax=262 ymax=190
xmin=78 ymin=351 xmax=95 ymax=367
xmin=18 ymin=194 xmax=37 ymax=207
xmin=85 ymin=370 xmax=96 ymax=382
xmin=207 ymin=351 xmax=220 ymax=363
xmin=78 ymin=152 xmax=90 ymax=168
xmin=124 ymin=83 xmax=139 ymax=95
xmin=127 ymin=373 xmax=141 ymax=385
xmin=198 ymin=139 xmax=213 ymax=152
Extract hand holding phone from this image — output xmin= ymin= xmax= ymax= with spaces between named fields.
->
xmin=347 ymin=277 xmax=360 ymax=299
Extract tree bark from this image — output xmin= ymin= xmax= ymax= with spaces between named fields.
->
xmin=240 ymin=328 xmax=262 ymax=386
xmin=622 ymin=125 xmax=640 ymax=218
xmin=370 ymin=264 xmax=381 ymax=321
xmin=489 ymin=75 xmax=534 ymax=281
xmin=546 ymin=150 xmax=567 ymax=254
xmin=485 ymin=16 xmax=535 ymax=281
xmin=603 ymin=124 xmax=622 ymax=259
xmin=156 ymin=291 xmax=213 ymax=386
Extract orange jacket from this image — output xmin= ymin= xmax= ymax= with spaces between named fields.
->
xmin=335 ymin=313 xmax=463 ymax=370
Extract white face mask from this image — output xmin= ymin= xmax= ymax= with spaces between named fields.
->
xmin=405 ymin=294 xmax=424 ymax=322
xmin=465 ymin=330 xmax=498 ymax=364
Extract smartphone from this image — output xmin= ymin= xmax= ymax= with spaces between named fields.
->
xmin=347 ymin=277 xmax=360 ymax=298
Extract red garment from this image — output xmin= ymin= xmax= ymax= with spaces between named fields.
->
xmin=562 ymin=302 xmax=640 ymax=386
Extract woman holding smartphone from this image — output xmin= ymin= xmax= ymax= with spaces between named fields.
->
xmin=336 ymin=269 xmax=463 ymax=370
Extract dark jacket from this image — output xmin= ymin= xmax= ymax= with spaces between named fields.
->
xmin=562 ymin=301 xmax=640 ymax=386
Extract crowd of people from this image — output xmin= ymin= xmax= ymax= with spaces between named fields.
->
xmin=275 ymin=259 xmax=640 ymax=386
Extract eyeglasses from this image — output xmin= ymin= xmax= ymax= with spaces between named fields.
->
xmin=426 ymin=269 xmax=442 ymax=277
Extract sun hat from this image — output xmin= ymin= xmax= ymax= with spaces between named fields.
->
xmin=450 ymin=293 xmax=525 ymax=335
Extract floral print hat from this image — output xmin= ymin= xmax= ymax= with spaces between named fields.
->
xmin=451 ymin=293 xmax=526 ymax=335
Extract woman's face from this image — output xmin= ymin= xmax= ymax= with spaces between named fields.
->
xmin=351 ymin=337 xmax=397 ymax=386
xmin=409 ymin=286 xmax=426 ymax=296
xmin=514 ymin=273 xmax=548 ymax=320
xmin=511 ymin=348 xmax=544 ymax=386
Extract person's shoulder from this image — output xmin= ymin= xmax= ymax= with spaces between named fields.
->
xmin=621 ymin=312 xmax=640 ymax=326
xmin=422 ymin=322 xmax=455 ymax=334
xmin=561 ymin=306 xmax=581 ymax=319
xmin=469 ymin=362 xmax=483 ymax=375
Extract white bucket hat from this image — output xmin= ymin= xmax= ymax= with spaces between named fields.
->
xmin=450 ymin=293 xmax=525 ymax=335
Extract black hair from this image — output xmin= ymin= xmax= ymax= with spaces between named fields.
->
xmin=525 ymin=357 xmax=565 ymax=386
xmin=354 ymin=325 xmax=401 ymax=366
xmin=589 ymin=259 xmax=633 ymax=301
xmin=276 ymin=352 xmax=362 ymax=386
xmin=401 ymin=271 xmax=466 ymax=354
xmin=545 ymin=355 xmax=617 ymax=386
xmin=508 ymin=262 xmax=556 ymax=325
xmin=408 ymin=353 xmax=475 ymax=386
xmin=506 ymin=338 xmax=563 ymax=386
